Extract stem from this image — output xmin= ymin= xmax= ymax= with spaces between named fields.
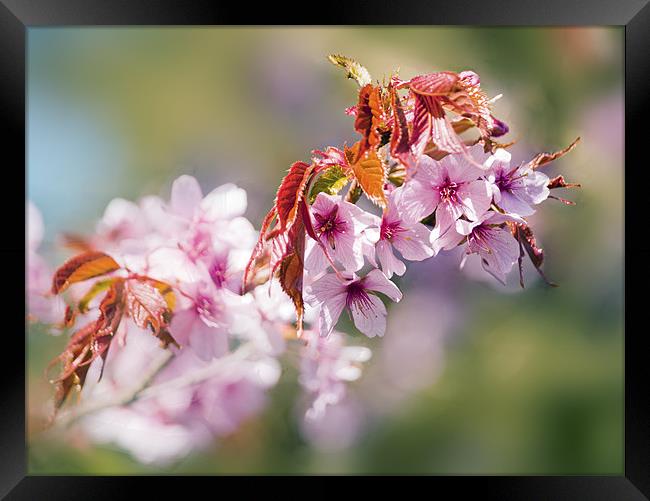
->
xmin=54 ymin=349 xmax=174 ymax=429
xmin=52 ymin=342 xmax=257 ymax=430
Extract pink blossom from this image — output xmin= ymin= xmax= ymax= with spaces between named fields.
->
xmin=307 ymin=269 xmax=402 ymax=338
xmin=431 ymin=211 xmax=522 ymax=284
xmin=299 ymin=329 xmax=371 ymax=420
xmin=169 ymin=281 xmax=234 ymax=361
xmin=375 ymin=190 xmax=433 ymax=278
xmin=304 ymin=193 xmax=379 ymax=274
xmin=397 ymin=151 xmax=492 ymax=234
xmin=486 ymin=148 xmax=550 ymax=217
xmin=26 ymin=201 xmax=64 ymax=325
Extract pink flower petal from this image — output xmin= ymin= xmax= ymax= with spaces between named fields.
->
xmin=171 ymin=175 xmax=203 ymax=220
xmin=350 ymin=294 xmax=387 ymax=338
xmin=362 ymin=269 xmax=402 ymax=302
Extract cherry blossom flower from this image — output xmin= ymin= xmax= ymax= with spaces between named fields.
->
xmin=431 ymin=211 xmax=522 ymax=283
xmin=486 ymin=148 xmax=550 ymax=217
xmin=307 ymin=269 xmax=402 ymax=338
xmin=26 ymin=201 xmax=64 ymax=325
xmin=304 ymin=193 xmax=379 ymax=274
xmin=374 ymin=190 xmax=433 ymax=278
xmin=298 ymin=329 xmax=371 ymax=420
xmin=169 ymin=281 xmax=234 ymax=361
xmin=397 ymin=151 xmax=492 ymax=233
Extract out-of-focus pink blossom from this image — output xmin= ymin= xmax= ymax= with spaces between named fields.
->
xmin=26 ymin=201 xmax=64 ymax=325
xmin=298 ymin=329 xmax=371 ymax=420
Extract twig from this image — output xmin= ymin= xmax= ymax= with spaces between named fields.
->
xmin=53 ymin=342 xmax=256 ymax=430
xmin=54 ymin=348 xmax=174 ymax=429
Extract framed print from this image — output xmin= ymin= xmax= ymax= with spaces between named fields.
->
xmin=4 ymin=0 xmax=648 ymax=498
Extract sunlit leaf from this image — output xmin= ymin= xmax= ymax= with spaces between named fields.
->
xmin=51 ymin=251 xmax=121 ymax=294
xmin=309 ymin=165 xmax=349 ymax=203
xmin=354 ymin=84 xmax=384 ymax=160
xmin=275 ymin=161 xmax=314 ymax=232
xmin=78 ymin=279 xmax=115 ymax=313
xmin=346 ymin=143 xmax=387 ymax=207
xmin=409 ymin=71 xmax=459 ymax=96
xmin=327 ymin=54 xmax=372 ymax=87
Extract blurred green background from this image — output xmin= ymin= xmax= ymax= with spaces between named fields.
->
xmin=27 ymin=27 xmax=623 ymax=474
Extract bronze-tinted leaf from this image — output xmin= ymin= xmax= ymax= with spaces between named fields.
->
xmin=548 ymin=175 xmax=581 ymax=190
xmin=409 ymin=72 xmax=459 ymax=96
xmin=346 ymin=143 xmax=387 ymax=207
xmin=49 ymin=279 xmax=126 ymax=412
xmin=354 ymin=84 xmax=384 ymax=161
xmin=78 ymin=279 xmax=115 ymax=313
xmin=275 ymin=161 xmax=314 ymax=232
xmin=125 ymin=280 xmax=168 ymax=334
xmin=389 ymin=85 xmax=410 ymax=160
xmin=529 ymin=137 xmax=581 ymax=170
xmin=278 ymin=209 xmax=306 ymax=336
xmin=510 ymin=222 xmax=557 ymax=287
xmin=51 ymin=251 xmax=121 ymax=294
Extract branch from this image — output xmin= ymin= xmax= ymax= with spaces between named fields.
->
xmin=52 ymin=342 xmax=257 ymax=430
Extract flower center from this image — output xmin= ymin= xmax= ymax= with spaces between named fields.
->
xmin=345 ymin=281 xmax=374 ymax=315
xmin=380 ymin=218 xmax=403 ymax=241
xmin=314 ymin=206 xmax=346 ymax=249
xmin=209 ymin=255 xmax=227 ymax=288
xmin=467 ymin=224 xmax=494 ymax=254
xmin=195 ymin=292 xmax=223 ymax=327
xmin=438 ymin=179 xmax=460 ymax=203
xmin=496 ymin=167 xmax=526 ymax=192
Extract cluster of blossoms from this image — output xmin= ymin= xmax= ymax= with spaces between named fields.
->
xmin=28 ymin=55 xmax=579 ymax=463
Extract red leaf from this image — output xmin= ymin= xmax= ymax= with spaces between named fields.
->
xmin=529 ymin=137 xmax=581 ymax=170
xmin=275 ymin=161 xmax=314 ymax=232
xmin=278 ymin=207 xmax=307 ymax=336
xmin=409 ymin=93 xmax=432 ymax=158
xmin=389 ymin=85 xmax=410 ymax=160
xmin=354 ymin=84 xmax=384 ymax=161
xmin=244 ymin=161 xmax=318 ymax=290
xmin=548 ymin=175 xmax=581 ymax=190
xmin=510 ymin=223 xmax=557 ymax=287
xmin=409 ymin=72 xmax=459 ymax=96
xmin=52 ymin=251 xmax=121 ymax=294
xmin=48 ymin=279 xmax=126 ymax=411
xmin=422 ymin=94 xmax=465 ymax=154
xmin=125 ymin=279 xmax=178 ymax=348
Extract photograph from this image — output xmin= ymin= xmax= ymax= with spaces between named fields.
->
xmin=25 ymin=26 xmax=624 ymax=476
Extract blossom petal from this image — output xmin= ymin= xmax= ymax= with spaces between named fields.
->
xmin=362 ymin=269 xmax=402 ymax=302
xmin=458 ymin=179 xmax=492 ymax=221
xmin=170 ymin=175 xmax=203 ymax=220
xmin=398 ymin=179 xmax=439 ymax=224
xmin=376 ymin=240 xmax=406 ymax=278
xmin=392 ymin=223 xmax=433 ymax=261
xmin=318 ymin=293 xmax=347 ymax=337
xmin=201 ymin=183 xmax=247 ymax=221
xmin=478 ymin=228 xmax=520 ymax=284
xmin=431 ymin=220 xmax=465 ymax=254
xmin=350 ymin=294 xmax=387 ymax=338
xmin=498 ymin=190 xmax=536 ymax=217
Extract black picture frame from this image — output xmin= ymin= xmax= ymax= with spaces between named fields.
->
xmin=4 ymin=0 xmax=647 ymax=497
